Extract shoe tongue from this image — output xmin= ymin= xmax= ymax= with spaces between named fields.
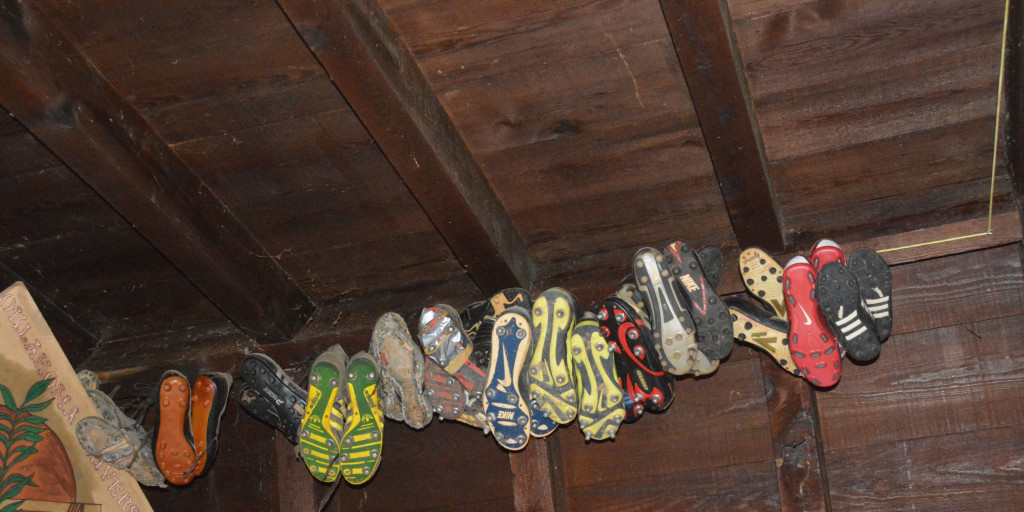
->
xmin=784 ymin=255 xmax=810 ymax=269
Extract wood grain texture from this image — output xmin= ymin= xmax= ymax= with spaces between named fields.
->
xmin=660 ymin=0 xmax=784 ymax=252
xmin=818 ymin=315 xmax=1024 ymax=453
xmin=559 ymin=357 xmax=773 ymax=490
xmin=1007 ymin=0 xmax=1023 ymax=193
xmin=0 ymin=0 xmax=315 ymax=341
xmin=510 ymin=436 xmax=566 ymax=512
xmin=826 ymin=426 xmax=1024 ymax=511
xmin=276 ymin=434 xmax=317 ymax=512
xmin=383 ymin=0 xmax=738 ymax=279
xmin=566 ymin=459 xmax=780 ymax=511
xmin=761 ymin=356 xmax=829 ymax=512
xmin=277 ymin=0 xmax=536 ymax=293
xmin=729 ymin=0 xmax=1009 ymax=244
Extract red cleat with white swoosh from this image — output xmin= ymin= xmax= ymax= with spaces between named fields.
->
xmin=783 ymin=256 xmax=841 ymax=388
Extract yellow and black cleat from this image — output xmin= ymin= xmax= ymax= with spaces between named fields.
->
xmin=570 ymin=320 xmax=625 ymax=441
xmin=528 ymin=288 xmax=579 ymax=425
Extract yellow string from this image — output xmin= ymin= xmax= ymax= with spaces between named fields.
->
xmin=877 ymin=0 xmax=1010 ymax=254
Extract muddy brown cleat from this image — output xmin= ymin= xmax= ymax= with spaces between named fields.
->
xmin=372 ymin=313 xmax=432 ymax=430
xmin=423 ymin=358 xmax=466 ymax=421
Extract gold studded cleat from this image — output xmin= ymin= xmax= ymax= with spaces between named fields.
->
xmin=570 ymin=320 xmax=625 ymax=442
xmin=528 ymin=288 xmax=579 ymax=425
xmin=739 ymin=247 xmax=787 ymax=320
xmin=726 ymin=296 xmax=800 ymax=376
xmin=632 ymin=247 xmax=697 ymax=375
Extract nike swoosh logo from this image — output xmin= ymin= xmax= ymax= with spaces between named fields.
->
xmin=798 ymin=305 xmax=813 ymax=325
xmin=497 ymin=353 xmax=512 ymax=390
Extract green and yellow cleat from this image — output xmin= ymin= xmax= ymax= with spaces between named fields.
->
xmin=299 ymin=345 xmax=349 ymax=483
xmin=339 ymin=352 xmax=384 ymax=485
xmin=528 ymin=288 xmax=579 ymax=425
xmin=570 ymin=320 xmax=625 ymax=442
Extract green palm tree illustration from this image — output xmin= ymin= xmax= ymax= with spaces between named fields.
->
xmin=0 ymin=378 xmax=54 ymax=512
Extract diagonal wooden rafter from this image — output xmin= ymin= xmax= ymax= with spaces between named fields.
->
xmin=659 ymin=0 xmax=786 ymax=253
xmin=0 ymin=1 xmax=316 ymax=342
xmin=276 ymin=0 xmax=536 ymax=294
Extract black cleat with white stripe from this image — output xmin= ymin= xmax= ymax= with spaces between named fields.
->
xmin=817 ymin=261 xmax=882 ymax=362
xmin=848 ymin=248 xmax=893 ymax=341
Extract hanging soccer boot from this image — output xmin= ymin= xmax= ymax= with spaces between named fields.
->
xmin=423 ymin=358 xmax=465 ymax=421
xmin=783 ymin=256 xmax=841 ymax=388
xmin=665 ymin=241 xmax=734 ymax=360
xmin=527 ymin=288 xmax=579 ymax=425
xmin=483 ymin=307 xmax=533 ymax=451
xmin=522 ymin=365 xmax=558 ymax=438
xmin=299 ymin=346 xmax=349 ymax=483
xmin=848 ymin=248 xmax=893 ymax=341
xmin=632 ymin=247 xmax=697 ymax=375
xmin=818 ymin=261 xmax=882 ymax=362
xmin=726 ymin=296 xmax=799 ymax=376
xmin=696 ymin=244 xmax=725 ymax=289
xmin=419 ymin=305 xmax=488 ymax=412
xmin=239 ymin=353 xmax=308 ymax=445
xmin=339 ymin=352 xmax=384 ymax=485
xmin=570 ymin=320 xmax=625 ymax=441
xmin=238 ymin=383 xmax=303 ymax=444
xmin=810 ymin=239 xmax=845 ymax=269
xmin=190 ymin=372 xmax=231 ymax=478
xmin=740 ymin=247 xmax=787 ymax=319
xmin=154 ymin=370 xmax=197 ymax=486
xmin=371 ymin=312 xmax=432 ymax=429
xmin=597 ymin=297 xmax=673 ymax=422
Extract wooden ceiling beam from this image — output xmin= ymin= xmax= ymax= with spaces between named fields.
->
xmin=660 ymin=0 xmax=786 ymax=253
xmin=1006 ymin=0 xmax=1023 ymax=194
xmin=276 ymin=0 xmax=536 ymax=294
xmin=0 ymin=1 xmax=315 ymax=342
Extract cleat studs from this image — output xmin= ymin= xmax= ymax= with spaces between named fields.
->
xmin=615 ymin=312 xmax=625 ymax=323
xmin=486 ymin=388 xmax=496 ymax=399
xmin=584 ymin=432 xmax=592 ymax=442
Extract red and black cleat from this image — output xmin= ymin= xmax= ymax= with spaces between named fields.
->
xmin=783 ymin=256 xmax=841 ymax=388
xmin=597 ymin=296 xmax=675 ymax=422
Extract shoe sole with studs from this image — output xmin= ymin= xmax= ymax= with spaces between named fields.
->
xmin=784 ymin=257 xmax=841 ymax=388
xmin=633 ymin=247 xmax=697 ymax=375
xmin=300 ymin=352 xmax=347 ymax=483
xmin=424 ymin=358 xmax=465 ymax=421
xmin=154 ymin=371 xmax=197 ymax=486
xmin=190 ymin=372 xmax=231 ymax=478
xmin=373 ymin=313 xmax=432 ymax=429
xmin=239 ymin=353 xmax=308 ymax=445
xmin=726 ymin=296 xmax=800 ymax=376
xmin=528 ymin=288 xmax=579 ymax=425
xmin=817 ymin=262 xmax=882 ymax=362
xmin=665 ymin=241 xmax=734 ymax=360
xmin=570 ymin=320 xmax=625 ymax=441
xmin=740 ymin=247 xmax=787 ymax=320
xmin=340 ymin=352 xmax=384 ymax=485
xmin=597 ymin=297 xmax=673 ymax=422
xmin=483 ymin=308 xmax=533 ymax=451
xmin=847 ymin=248 xmax=893 ymax=341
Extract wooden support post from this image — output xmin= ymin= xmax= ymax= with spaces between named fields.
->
xmin=760 ymin=354 xmax=831 ymax=512
xmin=659 ymin=0 xmax=786 ymax=252
xmin=510 ymin=436 xmax=567 ymax=512
xmin=276 ymin=0 xmax=536 ymax=293
xmin=1005 ymin=0 xmax=1023 ymax=193
xmin=0 ymin=1 xmax=315 ymax=342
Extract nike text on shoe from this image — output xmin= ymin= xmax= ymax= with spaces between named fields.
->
xmin=633 ymin=247 xmax=697 ymax=375
xmin=483 ymin=307 xmax=534 ymax=451
xmin=665 ymin=241 xmax=734 ymax=360
xmin=783 ymin=256 xmax=841 ymax=388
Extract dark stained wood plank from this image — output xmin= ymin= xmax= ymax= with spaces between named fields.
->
xmin=560 ymin=357 xmax=773 ymax=489
xmin=860 ymin=211 xmax=1021 ymax=266
xmin=143 ymin=391 xmax=280 ymax=511
xmin=277 ymin=0 xmax=536 ymax=293
xmin=760 ymin=356 xmax=830 ymax=512
xmin=885 ymin=243 xmax=1023 ymax=336
xmin=566 ymin=460 xmax=780 ymax=511
xmin=0 ymin=1 xmax=315 ymax=341
xmin=1008 ymin=0 xmax=1024 ymax=193
xmin=383 ymin=0 xmax=738 ymax=279
xmin=327 ymin=419 xmax=515 ymax=511
xmin=660 ymin=0 xmax=784 ymax=252
xmin=818 ymin=315 xmax=1024 ymax=453
xmin=276 ymin=434 xmax=317 ymax=512
xmin=826 ymin=427 xmax=1024 ymax=511
xmin=510 ymin=436 xmax=567 ymax=512
xmin=171 ymin=109 xmax=470 ymax=304
xmin=0 ymin=261 xmax=97 ymax=367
